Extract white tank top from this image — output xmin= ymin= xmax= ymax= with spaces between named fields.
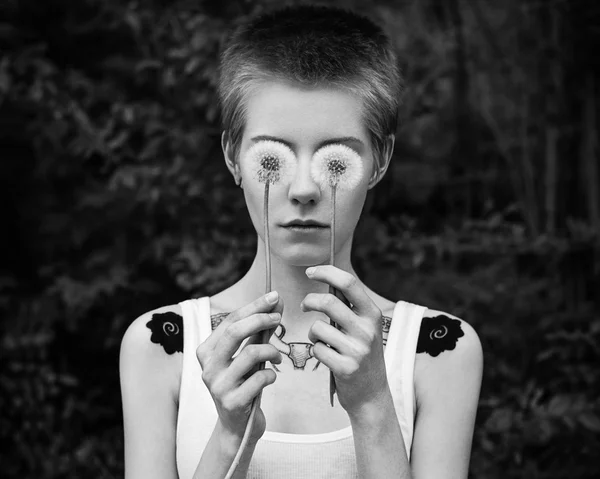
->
xmin=176 ymin=297 xmax=426 ymax=479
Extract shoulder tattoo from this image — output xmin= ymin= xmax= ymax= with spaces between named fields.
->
xmin=417 ymin=314 xmax=464 ymax=357
xmin=146 ymin=311 xmax=183 ymax=354
xmin=381 ymin=315 xmax=392 ymax=346
xmin=211 ymin=312 xmax=230 ymax=331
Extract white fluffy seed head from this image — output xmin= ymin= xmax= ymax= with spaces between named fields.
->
xmin=310 ymin=144 xmax=364 ymax=190
xmin=243 ymin=140 xmax=296 ymax=184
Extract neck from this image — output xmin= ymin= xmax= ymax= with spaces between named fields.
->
xmin=233 ymin=234 xmax=360 ymax=336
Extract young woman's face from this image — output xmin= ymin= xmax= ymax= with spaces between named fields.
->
xmin=236 ymin=81 xmax=375 ymax=266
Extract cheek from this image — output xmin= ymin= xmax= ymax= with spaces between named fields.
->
xmin=239 ymin=167 xmax=265 ymax=228
xmin=242 ymin=184 xmax=263 ymax=225
xmin=335 ymin=186 xmax=368 ymax=232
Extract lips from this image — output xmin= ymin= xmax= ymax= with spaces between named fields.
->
xmin=281 ymin=219 xmax=329 ymax=227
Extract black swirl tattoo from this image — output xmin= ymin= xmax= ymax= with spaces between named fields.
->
xmin=146 ymin=312 xmax=183 ymax=354
xmin=416 ymin=315 xmax=464 ymax=357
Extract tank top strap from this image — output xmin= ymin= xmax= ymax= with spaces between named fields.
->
xmin=176 ymin=296 xmax=218 ymax=479
xmin=179 ymin=296 xmax=211 ymax=345
xmin=384 ymin=300 xmax=428 ymax=458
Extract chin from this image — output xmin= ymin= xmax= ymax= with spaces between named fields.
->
xmin=273 ymin=245 xmax=330 ymax=267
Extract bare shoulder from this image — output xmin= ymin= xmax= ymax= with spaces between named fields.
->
xmin=120 ymin=304 xmax=186 ymax=476
xmin=414 ymin=308 xmax=484 ymax=408
xmin=120 ymin=303 xmax=185 ymax=405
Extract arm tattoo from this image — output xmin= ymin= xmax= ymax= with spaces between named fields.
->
xmin=416 ymin=314 xmax=464 ymax=357
xmin=209 ymin=313 xmax=393 ymax=371
xmin=146 ymin=312 xmax=183 ymax=354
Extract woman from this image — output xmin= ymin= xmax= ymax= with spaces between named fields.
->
xmin=120 ymin=4 xmax=483 ymax=479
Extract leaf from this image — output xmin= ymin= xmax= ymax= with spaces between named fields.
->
xmin=0 ymin=58 xmax=11 ymax=94
xmin=546 ymin=395 xmax=573 ymax=416
xmin=135 ymin=59 xmax=162 ymax=72
xmin=578 ymin=412 xmax=600 ymax=433
xmin=184 ymin=57 xmax=201 ymax=75
xmin=107 ymin=130 xmax=129 ymax=150
xmin=124 ymin=11 xmax=141 ymax=36
xmin=485 ymin=408 xmax=513 ymax=433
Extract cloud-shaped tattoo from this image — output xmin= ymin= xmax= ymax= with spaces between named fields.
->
xmin=146 ymin=312 xmax=183 ymax=354
xmin=417 ymin=315 xmax=464 ymax=357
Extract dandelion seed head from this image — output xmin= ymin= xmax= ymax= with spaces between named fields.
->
xmin=311 ymin=144 xmax=364 ymax=190
xmin=243 ymin=140 xmax=296 ymax=185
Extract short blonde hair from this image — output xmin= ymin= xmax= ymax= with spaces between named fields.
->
xmin=217 ymin=4 xmax=403 ymax=173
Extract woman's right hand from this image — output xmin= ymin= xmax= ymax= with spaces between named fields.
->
xmin=196 ymin=291 xmax=284 ymax=445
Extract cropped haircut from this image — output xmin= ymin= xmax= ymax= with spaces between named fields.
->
xmin=217 ymin=4 xmax=403 ymax=174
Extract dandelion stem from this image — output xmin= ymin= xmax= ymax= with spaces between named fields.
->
xmin=230 ymin=183 xmax=271 ymax=478
xmin=257 ymin=183 xmax=271 ymax=411
xmin=330 ymin=185 xmax=336 ymax=270
xmin=260 ymin=182 xmax=271 ymax=364
xmin=257 ymin=184 xmax=270 ymax=378
xmin=264 ymin=182 xmax=272 ymax=294
xmin=329 ymin=185 xmax=337 ymax=407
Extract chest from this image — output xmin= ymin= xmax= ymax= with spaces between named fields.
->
xmin=259 ymin=335 xmax=390 ymax=434
xmin=209 ymin=304 xmax=396 ymax=435
xmin=260 ymin=361 xmax=351 ymax=434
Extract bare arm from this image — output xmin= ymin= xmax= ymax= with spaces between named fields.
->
xmin=120 ymin=306 xmax=183 ymax=479
xmin=192 ymin=420 xmax=257 ymax=479
xmin=342 ymin=310 xmax=483 ymax=479
xmin=348 ymin=387 xmax=411 ymax=479
xmin=410 ymin=312 xmax=484 ymax=479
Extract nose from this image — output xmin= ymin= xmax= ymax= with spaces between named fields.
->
xmin=287 ymin=155 xmax=321 ymax=204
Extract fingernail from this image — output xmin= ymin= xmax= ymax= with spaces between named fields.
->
xmin=306 ymin=267 xmax=316 ymax=276
xmin=266 ymin=291 xmax=278 ymax=303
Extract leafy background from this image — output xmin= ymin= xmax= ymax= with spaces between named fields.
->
xmin=1 ymin=0 xmax=598 ymax=477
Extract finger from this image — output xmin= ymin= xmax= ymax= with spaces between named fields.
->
xmin=301 ymin=292 xmax=359 ymax=335
xmin=233 ymin=368 xmax=278 ymax=404
xmin=201 ymin=292 xmax=281 ymax=354
xmin=226 ymin=291 xmax=282 ymax=326
xmin=305 ymin=266 xmax=380 ymax=320
xmin=230 ymin=343 xmax=282 ymax=382
xmin=243 ymin=306 xmax=283 ymax=353
xmin=308 ymin=319 xmax=354 ymax=355
xmin=212 ymin=312 xmax=281 ymax=365
xmin=241 ymin=309 xmax=283 ymax=378
xmin=311 ymin=341 xmax=352 ymax=377
xmin=232 ymin=292 xmax=284 ymax=346
xmin=331 ymin=286 xmax=351 ymax=311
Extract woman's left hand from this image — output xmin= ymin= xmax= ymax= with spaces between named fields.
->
xmin=301 ymin=265 xmax=389 ymax=416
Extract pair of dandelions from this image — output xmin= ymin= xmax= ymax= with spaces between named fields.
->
xmin=226 ymin=140 xmax=363 ymax=479
xmin=245 ymin=139 xmax=363 ymax=406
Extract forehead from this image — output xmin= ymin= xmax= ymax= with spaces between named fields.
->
xmin=244 ymin=81 xmax=367 ymax=139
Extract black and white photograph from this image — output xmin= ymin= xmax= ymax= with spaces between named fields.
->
xmin=1 ymin=0 xmax=598 ymax=478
